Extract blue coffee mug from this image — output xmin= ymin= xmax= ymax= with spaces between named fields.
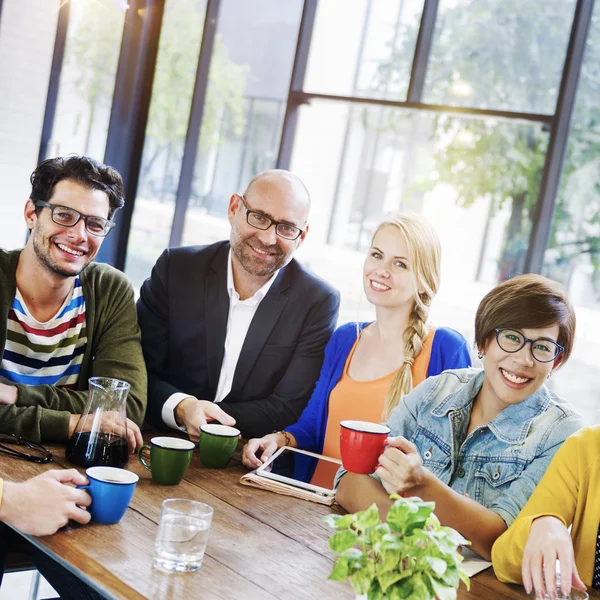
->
xmin=79 ymin=466 xmax=139 ymax=525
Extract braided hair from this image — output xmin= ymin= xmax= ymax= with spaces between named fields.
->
xmin=376 ymin=214 xmax=441 ymax=421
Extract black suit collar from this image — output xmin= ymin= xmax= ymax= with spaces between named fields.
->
xmin=204 ymin=240 xmax=295 ymax=396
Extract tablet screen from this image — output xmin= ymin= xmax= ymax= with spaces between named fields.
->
xmin=259 ymin=447 xmax=340 ymax=492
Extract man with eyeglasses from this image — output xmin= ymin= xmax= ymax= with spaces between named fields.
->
xmin=138 ymin=169 xmax=340 ymax=440
xmin=0 ymin=156 xmax=146 ymax=449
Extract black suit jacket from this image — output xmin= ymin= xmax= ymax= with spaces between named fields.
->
xmin=137 ymin=241 xmax=340 ymax=438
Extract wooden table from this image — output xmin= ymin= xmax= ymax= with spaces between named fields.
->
xmin=0 ymin=438 xmax=596 ymax=600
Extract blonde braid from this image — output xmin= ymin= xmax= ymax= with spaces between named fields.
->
xmin=369 ymin=213 xmax=441 ymax=422
xmin=381 ymin=298 xmax=429 ymax=421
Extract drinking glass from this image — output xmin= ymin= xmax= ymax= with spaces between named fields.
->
xmin=534 ymin=571 xmax=589 ymax=599
xmin=153 ymin=499 xmax=214 ymax=572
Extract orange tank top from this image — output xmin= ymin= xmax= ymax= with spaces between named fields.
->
xmin=317 ymin=327 xmax=436 ymax=459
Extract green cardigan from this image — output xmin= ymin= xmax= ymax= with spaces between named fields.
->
xmin=0 ymin=249 xmax=147 ymax=442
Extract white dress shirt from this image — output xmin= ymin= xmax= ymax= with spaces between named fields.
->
xmin=161 ymin=250 xmax=279 ymax=430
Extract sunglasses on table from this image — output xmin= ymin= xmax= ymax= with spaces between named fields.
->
xmin=0 ymin=433 xmax=53 ymax=464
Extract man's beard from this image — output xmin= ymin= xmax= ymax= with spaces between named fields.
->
xmin=33 ymin=234 xmax=90 ymax=278
xmin=231 ymin=231 xmax=290 ymax=277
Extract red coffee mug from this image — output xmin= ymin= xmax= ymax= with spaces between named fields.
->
xmin=340 ymin=420 xmax=391 ymax=475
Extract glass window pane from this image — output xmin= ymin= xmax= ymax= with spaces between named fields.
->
xmin=424 ymin=0 xmax=576 ymax=114
xmin=543 ymin=6 xmax=600 ymax=424
xmin=0 ymin=0 xmax=58 ymax=250
xmin=47 ymin=0 xmax=126 ymax=160
xmin=124 ymin=0 xmax=206 ymax=291
xmin=304 ymin=0 xmax=424 ymax=101
xmin=289 ymin=99 xmax=547 ymax=343
xmin=181 ymin=0 xmax=303 ymax=245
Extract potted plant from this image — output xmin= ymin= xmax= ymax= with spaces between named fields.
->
xmin=324 ymin=495 xmax=470 ymax=600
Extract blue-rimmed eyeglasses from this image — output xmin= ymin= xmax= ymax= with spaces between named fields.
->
xmin=0 ymin=433 xmax=53 ymax=463
xmin=240 ymin=195 xmax=304 ymax=241
xmin=35 ymin=200 xmax=115 ymax=237
xmin=494 ymin=328 xmax=564 ymax=363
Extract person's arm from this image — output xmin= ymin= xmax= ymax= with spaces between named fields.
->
xmin=219 ymin=289 xmax=340 ymax=438
xmin=335 ymin=376 xmax=438 ymax=514
xmin=14 ymin=269 xmax=147 ymax=424
xmin=241 ymin=327 xmax=345 ymax=468
xmin=491 ymin=431 xmax=584 ymax=593
xmin=2 ymin=270 xmax=147 ymax=441
xmin=429 ymin=327 xmax=473 ymax=375
xmin=336 ymin=437 xmax=507 ymax=560
xmin=137 ymin=249 xmax=193 ymax=428
xmin=0 ymin=470 xmax=92 ymax=536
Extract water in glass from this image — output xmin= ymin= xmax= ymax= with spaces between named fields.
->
xmin=153 ymin=499 xmax=213 ymax=572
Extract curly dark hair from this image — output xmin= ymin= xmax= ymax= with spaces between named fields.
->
xmin=30 ymin=156 xmax=125 ymax=219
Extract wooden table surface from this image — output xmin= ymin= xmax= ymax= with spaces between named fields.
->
xmin=1 ymin=437 xmax=597 ymax=600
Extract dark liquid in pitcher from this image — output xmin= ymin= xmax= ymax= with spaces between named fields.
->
xmin=66 ymin=431 xmax=129 ymax=468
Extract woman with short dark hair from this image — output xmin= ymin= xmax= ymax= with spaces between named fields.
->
xmin=336 ymin=274 xmax=584 ymax=561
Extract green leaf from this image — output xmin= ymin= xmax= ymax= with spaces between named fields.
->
xmin=389 ymin=578 xmax=413 ymax=600
xmin=377 ymin=570 xmax=411 ymax=593
xmin=322 ymin=514 xmax=340 ymax=530
xmin=329 ymin=529 xmax=358 ymax=554
xmin=370 ymin=523 xmax=390 ymax=546
xmin=458 ymin=568 xmax=471 ymax=591
xmin=367 ymin=579 xmax=384 ymax=600
xmin=329 ymin=557 xmax=349 ymax=582
xmin=425 ymin=556 xmax=447 ymax=576
xmin=404 ymin=573 xmax=434 ymax=600
xmin=343 ymin=547 xmax=364 ymax=561
xmin=348 ymin=561 xmax=376 ymax=595
xmin=355 ymin=504 xmax=381 ymax=532
xmin=438 ymin=565 xmax=460 ymax=588
xmin=381 ymin=547 xmax=402 ymax=572
xmin=428 ymin=576 xmax=458 ymax=600
xmin=322 ymin=513 xmax=355 ymax=531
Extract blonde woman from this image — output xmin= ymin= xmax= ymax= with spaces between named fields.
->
xmin=242 ymin=214 xmax=471 ymax=476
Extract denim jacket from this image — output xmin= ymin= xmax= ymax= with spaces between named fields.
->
xmin=337 ymin=368 xmax=584 ymax=527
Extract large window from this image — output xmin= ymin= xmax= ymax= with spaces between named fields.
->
xmin=45 ymin=0 xmax=126 ymax=160
xmin=543 ymin=4 xmax=600 ymax=422
xmin=304 ymin=0 xmax=424 ymax=101
xmin=181 ymin=0 xmax=304 ymax=245
xmin=290 ymin=100 xmax=547 ymax=331
xmin=424 ymin=0 xmax=576 ymax=113
xmin=125 ymin=0 xmax=207 ymax=290
xmin=2 ymin=0 xmax=599 ymax=424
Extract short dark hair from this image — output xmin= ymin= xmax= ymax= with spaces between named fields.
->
xmin=475 ymin=274 xmax=576 ymax=366
xmin=30 ymin=156 xmax=125 ymax=219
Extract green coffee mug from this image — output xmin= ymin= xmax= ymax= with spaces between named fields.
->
xmin=199 ymin=424 xmax=240 ymax=468
xmin=138 ymin=436 xmax=195 ymax=485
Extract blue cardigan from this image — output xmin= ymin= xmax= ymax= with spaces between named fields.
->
xmin=285 ymin=322 xmax=472 ymax=481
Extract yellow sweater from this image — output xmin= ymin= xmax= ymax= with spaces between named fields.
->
xmin=492 ymin=426 xmax=600 ymax=587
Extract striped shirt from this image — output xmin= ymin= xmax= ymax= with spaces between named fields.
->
xmin=0 ymin=279 xmax=87 ymax=388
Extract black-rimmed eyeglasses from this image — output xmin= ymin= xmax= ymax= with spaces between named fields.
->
xmin=494 ymin=328 xmax=564 ymax=363
xmin=0 ymin=433 xmax=53 ymax=463
xmin=240 ymin=195 xmax=304 ymax=241
xmin=35 ymin=200 xmax=115 ymax=237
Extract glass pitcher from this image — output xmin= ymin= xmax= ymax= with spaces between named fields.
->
xmin=66 ymin=377 xmax=131 ymax=468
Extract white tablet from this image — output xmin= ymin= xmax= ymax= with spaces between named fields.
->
xmin=255 ymin=446 xmax=341 ymax=497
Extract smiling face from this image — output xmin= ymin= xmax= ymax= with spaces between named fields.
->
xmin=479 ymin=324 xmax=561 ymax=412
xmin=228 ymin=174 xmax=309 ymax=278
xmin=363 ymin=225 xmax=419 ymax=311
xmin=25 ymin=179 xmax=110 ymax=278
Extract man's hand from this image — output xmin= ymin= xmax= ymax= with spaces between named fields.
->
xmin=0 ymin=383 xmax=18 ymax=405
xmin=522 ymin=516 xmax=586 ymax=599
xmin=0 ymin=470 xmax=92 ymax=536
xmin=68 ymin=414 xmax=144 ymax=454
xmin=175 ymin=398 xmax=236 ymax=442
xmin=376 ymin=436 xmax=426 ymax=495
